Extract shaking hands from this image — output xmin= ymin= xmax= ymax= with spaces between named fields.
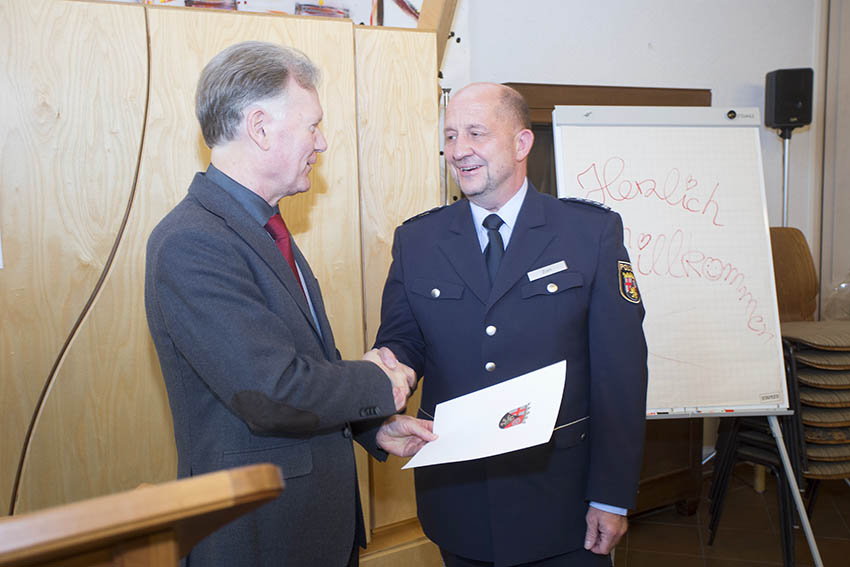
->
xmin=362 ymin=347 xmax=436 ymax=457
xmin=362 ymin=346 xmax=417 ymax=412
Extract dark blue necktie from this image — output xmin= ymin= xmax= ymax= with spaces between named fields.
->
xmin=483 ymin=214 xmax=505 ymax=285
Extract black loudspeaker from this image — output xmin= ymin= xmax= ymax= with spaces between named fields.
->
xmin=764 ymin=68 xmax=813 ymax=129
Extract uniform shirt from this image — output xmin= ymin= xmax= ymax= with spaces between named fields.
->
xmin=469 ymin=179 xmax=528 ymax=252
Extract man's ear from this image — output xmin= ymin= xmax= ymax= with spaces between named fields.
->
xmin=245 ymin=106 xmax=271 ymax=151
xmin=515 ymin=128 xmax=534 ymax=161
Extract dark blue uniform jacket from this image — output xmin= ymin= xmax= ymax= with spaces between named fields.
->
xmin=375 ymin=185 xmax=649 ymax=566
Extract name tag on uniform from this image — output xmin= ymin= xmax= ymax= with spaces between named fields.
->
xmin=527 ymin=260 xmax=567 ymax=282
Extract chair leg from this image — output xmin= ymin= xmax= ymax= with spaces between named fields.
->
xmin=709 ymin=419 xmax=740 ymax=512
xmin=709 ymin=436 xmax=728 ymax=505
xmin=708 ymin=439 xmax=739 ymax=546
xmin=768 ymin=465 xmax=796 ymax=567
xmin=805 ymin=478 xmax=820 ymax=517
xmin=772 ymin=464 xmax=796 ymax=567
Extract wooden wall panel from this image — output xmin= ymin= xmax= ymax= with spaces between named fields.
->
xmin=0 ymin=0 xmax=147 ymax=514
xmin=15 ymin=6 xmax=364 ymax=512
xmin=354 ymin=27 xmax=440 ymax=530
xmin=136 ymin=7 xmax=364 ymax=359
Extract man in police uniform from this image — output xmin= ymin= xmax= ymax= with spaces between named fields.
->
xmin=374 ymin=83 xmax=648 ymax=566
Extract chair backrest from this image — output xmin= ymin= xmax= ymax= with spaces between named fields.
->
xmin=770 ymin=227 xmax=819 ymax=322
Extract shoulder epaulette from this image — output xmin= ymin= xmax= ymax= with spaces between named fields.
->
xmin=559 ymin=197 xmax=611 ymax=211
xmin=402 ymin=205 xmax=448 ymax=224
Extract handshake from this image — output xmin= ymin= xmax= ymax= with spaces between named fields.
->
xmin=361 ymin=347 xmax=437 ymax=457
xmin=362 ymin=346 xmax=417 ymax=412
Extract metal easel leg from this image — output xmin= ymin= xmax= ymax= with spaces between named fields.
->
xmin=768 ymin=415 xmax=822 ymax=567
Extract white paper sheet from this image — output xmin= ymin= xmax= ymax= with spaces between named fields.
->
xmin=402 ymin=360 xmax=567 ymax=469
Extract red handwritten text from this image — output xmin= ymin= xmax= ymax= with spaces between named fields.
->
xmin=577 ymin=157 xmax=724 ymax=227
xmin=624 ymin=226 xmax=775 ymax=342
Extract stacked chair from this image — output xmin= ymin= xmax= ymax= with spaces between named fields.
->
xmin=782 ymin=320 xmax=850 ymax=507
xmin=708 ymin=227 xmax=850 ymax=567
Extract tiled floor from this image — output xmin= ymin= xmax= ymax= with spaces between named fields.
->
xmin=613 ymin=467 xmax=850 ymax=566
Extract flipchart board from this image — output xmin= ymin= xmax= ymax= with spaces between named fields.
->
xmin=553 ymin=106 xmax=788 ymax=418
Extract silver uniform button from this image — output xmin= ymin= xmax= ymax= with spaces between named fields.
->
xmin=431 ymin=288 xmax=441 ymax=298
xmin=485 ymin=325 xmax=497 ymax=336
xmin=485 ymin=362 xmax=496 ymax=372
xmin=546 ymin=282 xmax=558 ymax=293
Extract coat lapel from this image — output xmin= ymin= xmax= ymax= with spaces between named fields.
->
xmin=488 ymin=188 xmax=555 ymax=307
xmin=436 ymin=202 xmax=491 ymax=305
xmin=188 ymin=175 xmax=325 ymax=347
xmin=292 ymin=241 xmax=336 ymax=359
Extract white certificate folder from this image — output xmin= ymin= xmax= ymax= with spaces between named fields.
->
xmin=403 ymin=360 xmax=567 ymax=469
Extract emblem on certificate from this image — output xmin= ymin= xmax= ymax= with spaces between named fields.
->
xmin=499 ymin=403 xmax=531 ymax=429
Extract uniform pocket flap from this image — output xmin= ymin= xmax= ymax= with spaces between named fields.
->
xmin=522 ymin=271 xmax=584 ymax=299
xmin=410 ymin=278 xmax=464 ymax=300
xmin=221 ymin=442 xmax=313 ymax=480
xmin=552 ymin=416 xmax=590 ymax=449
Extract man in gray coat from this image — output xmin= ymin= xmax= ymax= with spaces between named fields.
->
xmin=145 ymin=41 xmax=435 ymax=567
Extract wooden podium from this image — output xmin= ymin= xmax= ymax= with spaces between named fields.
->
xmin=0 ymin=464 xmax=283 ymax=566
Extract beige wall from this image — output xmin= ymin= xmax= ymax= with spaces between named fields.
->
xmin=820 ymin=0 xmax=850 ymax=313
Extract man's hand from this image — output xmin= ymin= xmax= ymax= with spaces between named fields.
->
xmin=376 ymin=415 xmax=437 ymax=457
xmin=584 ymin=506 xmax=627 ymax=555
xmin=362 ymin=347 xmax=416 ymax=412
xmin=375 ymin=346 xmax=416 ymax=389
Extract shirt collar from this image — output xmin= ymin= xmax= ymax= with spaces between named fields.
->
xmin=205 ymin=163 xmax=276 ymax=226
xmin=469 ymin=178 xmax=528 ymax=234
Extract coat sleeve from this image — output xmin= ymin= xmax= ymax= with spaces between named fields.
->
xmin=351 ymin=419 xmax=390 ymax=461
xmin=373 ymin=226 xmax=427 ymax=376
xmin=146 ymin=227 xmax=396 ymax=436
xmin=585 ymin=212 xmax=649 ymax=509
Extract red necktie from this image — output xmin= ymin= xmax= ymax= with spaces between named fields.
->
xmin=265 ymin=213 xmax=305 ymax=297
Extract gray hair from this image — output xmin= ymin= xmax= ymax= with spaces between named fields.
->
xmin=195 ymin=41 xmax=320 ymax=148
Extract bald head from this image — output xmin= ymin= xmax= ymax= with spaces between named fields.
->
xmin=444 ymin=82 xmax=535 ymax=211
xmin=451 ymin=83 xmax=531 ymax=133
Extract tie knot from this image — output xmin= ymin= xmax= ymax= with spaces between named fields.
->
xmin=265 ymin=213 xmax=289 ymax=240
xmin=483 ymin=214 xmax=504 ymax=231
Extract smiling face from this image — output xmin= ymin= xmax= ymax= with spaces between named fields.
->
xmin=444 ymin=83 xmax=533 ymax=211
xmin=261 ymin=81 xmax=327 ymax=202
